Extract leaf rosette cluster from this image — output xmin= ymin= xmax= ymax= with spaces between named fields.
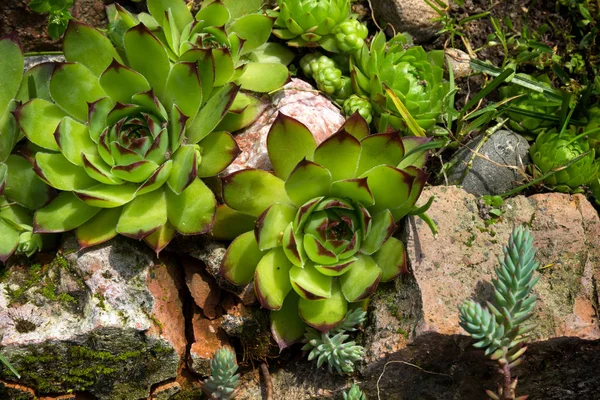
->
xmin=217 ymin=113 xmax=431 ymax=348
xmin=14 ymin=20 xmax=241 ymax=253
xmin=350 ymin=32 xmax=448 ymax=133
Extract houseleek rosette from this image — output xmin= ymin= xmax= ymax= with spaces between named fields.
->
xmin=0 ymin=35 xmax=55 ymax=262
xmin=217 ymin=113 xmax=431 ymax=349
xmin=350 ymin=32 xmax=448 ymax=133
xmin=107 ymin=0 xmax=293 ymax=132
xmin=14 ymin=21 xmax=240 ymax=253
xmin=272 ymin=0 xmax=366 ymax=52
xmin=530 ymin=128 xmax=598 ymax=191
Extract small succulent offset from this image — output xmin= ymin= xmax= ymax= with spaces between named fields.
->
xmin=350 ymin=32 xmax=449 ymax=133
xmin=302 ymin=308 xmax=366 ymax=374
xmin=300 ymin=52 xmax=352 ymax=102
xmin=499 ymin=74 xmax=562 ymax=139
xmin=28 ymin=0 xmax=74 ymax=39
xmin=203 ymin=347 xmax=240 ymax=399
xmin=16 ymin=20 xmax=240 ymax=253
xmin=343 ymin=383 xmax=367 ymax=400
xmin=529 ymin=127 xmax=598 ymax=191
xmin=272 ymin=0 xmax=367 ymax=53
xmin=459 ymin=225 xmax=539 ymax=400
xmin=0 ymin=35 xmax=55 ymax=262
xmin=218 ymin=113 xmax=432 ymax=349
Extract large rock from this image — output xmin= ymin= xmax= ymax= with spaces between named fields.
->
xmin=446 ymin=129 xmax=531 ymax=195
xmin=370 ymin=0 xmax=442 ymax=43
xmin=0 ymin=236 xmax=185 ymax=399
xmin=223 ymin=78 xmax=345 ymax=175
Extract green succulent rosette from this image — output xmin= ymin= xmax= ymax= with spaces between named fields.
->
xmin=106 ymin=0 xmax=293 ymax=132
xmin=350 ymin=32 xmax=448 ymax=133
xmin=273 ymin=0 xmax=366 ymax=52
xmin=217 ymin=113 xmax=431 ymax=349
xmin=14 ymin=21 xmax=240 ymax=254
xmin=0 ymin=35 xmax=56 ymax=262
xmin=530 ymin=128 xmax=598 ymax=191
xmin=499 ymin=74 xmax=562 ymax=138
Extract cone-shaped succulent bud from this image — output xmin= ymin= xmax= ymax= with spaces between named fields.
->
xmin=17 ymin=20 xmax=242 ymax=254
xmin=530 ymin=127 xmax=598 ymax=190
xmin=343 ymin=384 xmax=367 ymax=400
xmin=343 ymin=95 xmax=373 ymax=124
xmin=301 ymin=53 xmax=338 ymax=78
xmin=499 ymin=74 xmax=561 ymax=138
xmin=219 ymin=113 xmax=430 ymax=349
xmin=203 ymin=348 xmax=240 ymax=400
xmin=333 ymin=19 xmax=368 ymax=53
xmin=16 ymin=229 xmax=43 ymax=258
xmin=350 ymin=31 xmax=448 ymax=133
xmin=315 ymin=66 xmax=344 ymax=94
xmin=334 ymin=76 xmax=353 ymax=103
xmin=273 ymin=0 xmax=352 ymax=50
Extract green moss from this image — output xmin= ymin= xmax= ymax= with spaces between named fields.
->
xmin=95 ymin=293 xmax=106 ymax=310
xmin=4 ymin=264 xmax=43 ymax=304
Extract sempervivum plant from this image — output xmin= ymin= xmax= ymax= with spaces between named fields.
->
xmin=350 ymin=32 xmax=448 ymax=133
xmin=14 ymin=20 xmax=240 ymax=253
xmin=272 ymin=0 xmax=367 ymax=53
xmin=499 ymin=74 xmax=562 ymax=139
xmin=106 ymin=0 xmax=293 ymax=131
xmin=529 ymin=127 xmax=598 ymax=191
xmin=0 ymin=35 xmax=55 ymax=262
xmin=217 ymin=113 xmax=432 ymax=348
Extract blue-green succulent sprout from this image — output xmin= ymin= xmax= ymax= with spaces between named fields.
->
xmin=106 ymin=0 xmax=294 ymax=132
xmin=14 ymin=20 xmax=241 ymax=254
xmin=0 ymin=35 xmax=55 ymax=262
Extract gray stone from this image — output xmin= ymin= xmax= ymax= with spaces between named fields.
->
xmin=23 ymin=55 xmax=65 ymax=70
xmin=370 ymin=0 xmax=442 ymax=43
xmin=445 ymin=48 xmax=472 ymax=78
xmin=445 ymin=129 xmax=531 ymax=195
xmin=0 ymin=236 xmax=186 ymax=399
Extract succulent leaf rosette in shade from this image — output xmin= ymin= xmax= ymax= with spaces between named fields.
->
xmin=530 ymin=128 xmax=598 ymax=191
xmin=350 ymin=32 xmax=448 ymax=133
xmin=272 ymin=0 xmax=367 ymax=53
xmin=0 ymin=35 xmax=55 ymax=262
xmin=217 ymin=113 xmax=431 ymax=349
xmin=14 ymin=21 xmax=240 ymax=253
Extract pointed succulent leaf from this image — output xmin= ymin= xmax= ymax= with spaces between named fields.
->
xmin=221 ymin=230 xmax=264 ymax=285
xmin=236 ymin=63 xmax=290 ymax=93
xmin=282 ymin=222 xmax=306 ymax=267
xmin=166 ymin=178 xmax=216 ymax=234
xmin=299 ymin=281 xmax=348 ymax=332
xmin=112 ymin=160 xmax=160 ymax=183
xmin=255 ymin=247 xmax=293 ymax=310
xmin=4 ymin=155 xmax=53 ymax=210
xmin=187 ymin=83 xmax=238 ymax=144
xmin=330 ymin=178 xmax=374 ymax=206
xmin=290 ymin=262 xmax=333 ymax=300
xmin=223 ymin=169 xmax=290 ymax=217
xmin=339 ymin=254 xmax=381 ymax=302
xmin=304 ymin=233 xmax=339 ymax=265
xmin=169 ymin=105 xmax=187 ymax=153
xmin=55 ymin=117 xmax=97 ymax=166
xmin=124 ymin=24 xmax=170 ymax=99
xmin=87 ymin=98 xmax=112 ymax=143
xmin=268 ymin=113 xmax=317 ymax=180
xmin=16 ymin=62 xmax=54 ymax=103
xmin=0 ymin=218 xmax=20 ymax=262
xmin=132 ymin=90 xmax=168 ymax=121
xmin=15 ymin=99 xmax=65 ymax=151
xmin=145 ymin=129 xmax=170 ymax=165
xmin=63 ymin=21 xmax=122 ymax=76
xmin=164 ymin=62 xmax=202 ymax=119
xmin=144 ymin=221 xmax=177 ymax=254
xmin=196 ymin=131 xmax=240 ymax=178
xmin=314 ymin=132 xmax=361 ymax=181
xmin=356 ymin=133 xmax=406 ymax=176
xmin=212 ymin=204 xmax=256 ymax=240
xmin=0 ymin=35 xmax=23 ymax=113
xmin=390 ymin=166 xmax=428 ymax=220
xmin=212 ymin=48 xmax=235 ymax=87
xmin=195 ymin=1 xmax=230 ymax=25
xmin=271 ymin=292 xmax=306 ymax=351
xmin=217 ymin=94 xmax=267 ymax=132
xmin=99 ymin=60 xmax=151 ymax=104
xmin=147 ymin=0 xmax=193 ymax=33
xmin=228 ymin=14 xmax=273 ymax=54
xmin=179 ymin=49 xmax=215 ymax=105
xmin=339 ymin=112 xmax=369 ymax=140
xmin=248 ymin=42 xmax=295 ymax=65
xmin=74 ymin=183 xmax=138 ymax=208
xmin=373 ymin=237 xmax=407 ymax=282
xmin=116 ymin=189 xmax=167 ymax=239
xmin=314 ymin=257 xmax=357 ymax=277
xmin=285 ymin=160 xmax=332 ymax=207
xmin=50 ymin=63 xmax=108 ymax=122
xmin=167 ymin=144 xmax=197 ymax=194
xmin=361 ymin=165 xmax=413 ymax=218
xmin=255 ymin=203 xmax=296 ymax=250
xmin=76 ymin=207 xmax=122 ymax=248
xmin=34 ymin=192 xmax=100 ymax=233
xmin=0 ymin=103 xmax=18 ymax=163
xmin=35 ymin=152 xmax=97 ymax=190
xmin=360 ymin=209 xmax=395 ymax=255
xmin=293 ymin=197 xmax=323 ymax=232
